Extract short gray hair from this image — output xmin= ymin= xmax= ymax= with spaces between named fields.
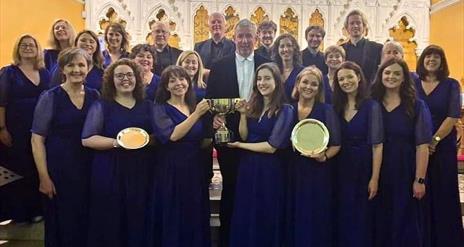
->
xmin=234 ymin=19 xmax=257 ymax=34
xmin=382 ymin=40 xmax=404 ymax=56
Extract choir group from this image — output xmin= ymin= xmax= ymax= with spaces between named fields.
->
xmin=0 ymin=8 xmax=463 ymax=247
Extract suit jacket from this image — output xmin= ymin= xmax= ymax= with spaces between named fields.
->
xmin=342 ymin=38 xmax=383 ymax=83
xmin=254 ymin=46 xmax=272 ymax=60
xmin=154 ymin=45 xmax=183 ymax=76
xmin=206 ymin=54 xmax=270 ymax=139
xmin=301 ymin=48 xmax=328 ymax=75
xmin=194 ymin=38 xmax=235 ymax=69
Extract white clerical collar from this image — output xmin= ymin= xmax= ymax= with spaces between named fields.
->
xmin=236 ymin=52 xmax=254 ymax=62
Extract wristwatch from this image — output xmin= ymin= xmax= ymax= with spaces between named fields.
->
xmin=415 ymin=177 xmax=425 ymax=184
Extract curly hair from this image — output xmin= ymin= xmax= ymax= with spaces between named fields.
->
xmin=129 ymin=44 xmax=157 ymax=71
xmin=332 ymin=61 xmax=369 ymax=115
xmin=155 ymin=65 xmax=197 ymax=113
xmin=101 ymin=58 xmax=145 ymax=102
xmin=371 ymin=58 xmax=416 ymax=118
xmin=74 ymin=30 xmax=104 ymax=69
xmin=416 ymin=44 xmax=450 ymax=82
xmin=247 ymin=62 xmax=286 ymax=119
xmin=104 ymin=23 xmax=130 ymax=53
xmin=291 ymin=66 xmax=325 ymax=103
xmin=271 ymin=33 xmax=302 ymax=71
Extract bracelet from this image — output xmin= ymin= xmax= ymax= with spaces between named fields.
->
xmin=112 ymin=139 xmax=119 ymax=148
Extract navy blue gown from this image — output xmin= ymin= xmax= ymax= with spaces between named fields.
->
xmin=229 ymin=104 xmax=295 ymax=247
xmin=284 ymin=66 xmax=304 ymax=101
xmin=322 ymin=74 xmax=333 ymax=104
xmin=50 ymin=65 xmax=103 ymax=91
xmin=145 ymin=74 xmax=161 ymax=102
xmin=31 ymin=86 xmax=99 ymax=247
xmin=335 ymin=99 xmax=383 ymax=247
xmin=102 ymin=50 xmax=129 ymax=68
xmin=415 ymin=77 xmax=464 ymax=247
xmin=149 ymin=103 xmax=211 ymax=247
xmin=375 ymin=100 xmax=432 ymax=247
xmin=44 ymin=49 xmax=60 ymax=73
xmin=0 ymin=65 xmax=49 ymax=221
xmin=287 ymin=102 xmax=341 ymax=247
xmin=82 ymin=99 xmax=155 ymax=247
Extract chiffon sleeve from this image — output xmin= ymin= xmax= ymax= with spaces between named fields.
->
xmin=415 ymin=100 xmax=433 ymax=145
xmin=0 ymin=66 xmax=11 ymax=106
xmin=152 ymin=103 xmax=175 ymax=144
xmin=325 ymin=104 xmax=341 ymax=146
xmin=268 ymin=104 xmax=295 ymax=149
xmin=81 ymin=100 xmax=105 ymax=139
xmin=447 ymin=78 xmax=462 ymax=118
xmin=367 ymin=100 xmax=384 ymax=145
xmin=31 ymin=90 xmax=55 ymax=136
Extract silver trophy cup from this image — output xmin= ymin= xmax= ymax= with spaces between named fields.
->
xmin=207 ymin=98 xmax=241 ymax=144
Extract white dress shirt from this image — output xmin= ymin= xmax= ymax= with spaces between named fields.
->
xmin=235 ymin=52 xmax=255 ymax=100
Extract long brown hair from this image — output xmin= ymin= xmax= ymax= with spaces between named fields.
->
xmin=104 ymin=23 xmax=130 ymax=52
xmin=247 ymin=63 xmax=286 ymax=119
xmin=74 ymin=30 xmax=104 ymax=69
xmin=332 ymin=61 xmax=368 ymax=115
xmin=101 ymin=58 xmax=145 ymax=102
xmin=371 ymin=58 xmax=416 ymax=118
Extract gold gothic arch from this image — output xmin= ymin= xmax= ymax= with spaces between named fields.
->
xmin=194 ymin=6 xmax=210 ymax=43
xmin=251 ymin=7 xmax=269 ymax=27
xmin=146 ymin=9 xmax=181 ymax=48
xmin=224 ymin=6 xmax=240 ymax=39
xmin=280 ymin=8 xmax=299 ymax=40
xmin=389 ymin=16 xmax=418 ymax=70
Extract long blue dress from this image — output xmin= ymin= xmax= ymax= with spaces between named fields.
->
xmin=284 ymin=66 xmax=304 ymax=102
xmin=322 ymin=74 xmax=333 ymax=104
xmin=50 ymin=65 xmax=103 ymax=91
xmin=82 ymin=99 xmax=155 ymax=247
xmin=414 ymin=77 xmax=464 ymax=247
xmin=31 ymin=86 xmax=99 ymax=247
xmin=287 ymin=102 xmax=341 ymax=247
xmin=44 ymin=49 xmax=60 ymax=73
xmin=335 ymin=99 xmax=383 ymax=247
xmin=145 ymin=74 xmax=161 ymax=102
xmin=102 ymin=50 xmax=129 ymax=68
xmin=229 ymin=104 xmax=295 ymax=247
xmin=149 ymin=103 xmax=211 ymax=247
xmin=0 ymin=65 xmax=49 ymax=221
xmin=375 ymin=100 xmax=432 ymax=247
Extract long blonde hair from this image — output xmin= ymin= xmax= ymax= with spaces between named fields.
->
xmin=47 ymin=19 xmax=76 ymax=50
xmin=176 ymin=50 xmax=207 ymax=89
xmin=12 ymin=34 xmax=45 ymax=70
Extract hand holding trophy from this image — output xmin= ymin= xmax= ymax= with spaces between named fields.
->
xmin=207 ymin=98 xmax=242 ymax=145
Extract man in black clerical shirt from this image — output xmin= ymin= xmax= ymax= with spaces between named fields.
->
xmin=341 ymin=10 xmax=383 ymax=82
xmin=194 ymin=12 xmax=235 ymax=69
xmin=254 ymin=20 xmax=277 ymax=60
xmin=301 ymin=25 xmax=328 ymax=75
xmin=151 ymin=21 xmax=183 ymax=75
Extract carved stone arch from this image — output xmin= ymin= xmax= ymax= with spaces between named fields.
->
xmin=280 ymin=7 xmax=299 ymax=40
xmin=385 ymin=11 xmax=418 ymax=31
xmin=250 ymin=6 xmax=269 ymax=27
xmin=145 ymin=5 xmax=183 ymax=48
xmin=223 ymin=5 xmax=240 ymax=40
xmin=388 ymin=15 xmax=418 ymax=70
xmin=95 ymin=3 xmax=131 ymax=33
xmin=193 ymin=5 xmax=210 ymax=43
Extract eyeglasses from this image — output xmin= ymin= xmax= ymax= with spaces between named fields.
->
xmin=114 ymin=72 xmax=135 ymax=80
xmin=19 ymin=44 xmax=36 ymax=49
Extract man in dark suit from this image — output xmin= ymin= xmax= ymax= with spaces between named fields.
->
xmin=194 ymin=12 xmax=235 ymax=69
xmin=301 ymin=25 xmax=329 ymax=75
xmin=341 ymin=9 xmax=383 ymax=82
xmin=151 ymin=21 xmax=183 ymax=75
xmin=206 ymin=19 xmax=270 ymax=247
xmin=254 ymin=20 xmax=277 ymax=60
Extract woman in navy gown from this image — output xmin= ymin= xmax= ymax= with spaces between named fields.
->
xmin=371 ymin=58 xmax=432 ymax=247
xmin=149 ymin=65 xmax=211 ymax=247
xmin=271 ymin=34 xmax=304 ymax=101
xmin=44 ymin=19 xmax=76 ymax=72
xmin=102 ymin=23 xmax=130 ymax=68
xmin=323 ymin=45 xmax=346 ymax=104
xmin=415 ymin=45 xmax=464 ymax=246
xmin=82 ymin=59 xmax=154 ymax=247
xmin=332 ymin=61 xmax=383 ymax=247
xmin=51 ymin=30 xmax=104 ymax=90
xmin=130 ymin=44 xmax=160 ymax=101
xmin=0 ymin=34 xmax=49 ymax=222
xmin=287 ymin=66 xmax=341 ymax=247
xmin=227 ymin=63 xmax=295 ymax=247
xmin=31 ymin=48 xmax=99 ymax=247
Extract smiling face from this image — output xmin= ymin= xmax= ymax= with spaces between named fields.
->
xmin=151 ymin=22 xmax=170 ymax=48
xmin=180 ymin=54 xmax=199 ymax=79
xmin=209 ymin=14 xmax=226 ymax=40
xmin=424 ymin=53 xmax=442 ymax=73
xmin=297 ymin=73 xmax=320 ymax=101
xmin=337 ymin=68 xmax=360 ymax=95
xmin=234 ymin=26 xmax=257 ymax=58
xmin=62 ymin=54 xmax=89 ymax=84
xmin=18 ymin=37 xmax=38 ymax=60
xmin=113 ymin=65 xmax=136 ymax=94
xmin=306 ymin=29 xmax=323 ymax=50
xmin=325 ymin=51 xmax=344 ymax=70
xmin=133 ymin=51 xmax=154 ymax=72
xmin=346 ymin=14 xmax=365 ymax=39
xmin=167 ymin=75 xmax=189 ymax=98
xmin=256 ymin=68 xmax=276 ymax=97
xmin=53 ymin=21 xmax=71 ymax=42
xmin=258 ymin=27 xmax=275 ymax=48
xmin=76 ymin=33 xmax=97 ymax=56
xmin=278 ymin=37 xmax=295 ymax=61
xmin=382 ymin=63 xmax=404 ymax=90
xmin=382 ymin=44 xmax=403 ymax=63
xmin=106 ymin=27 xmax=123 ymax=49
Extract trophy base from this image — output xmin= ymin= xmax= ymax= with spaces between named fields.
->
xmin=214 ymin=129 xmax=233 ymax=145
